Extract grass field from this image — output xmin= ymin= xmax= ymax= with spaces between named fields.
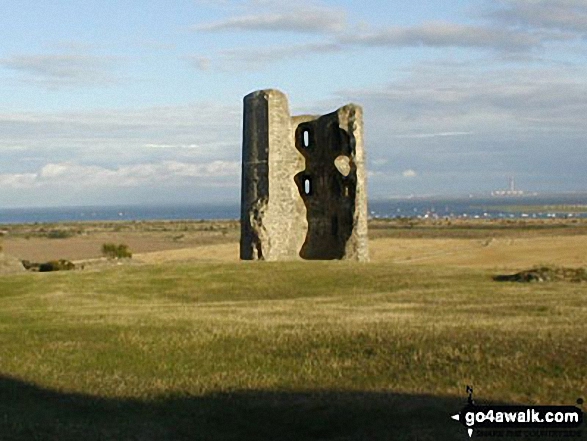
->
xmin=0 ymin=221 xmax=586 ymax=440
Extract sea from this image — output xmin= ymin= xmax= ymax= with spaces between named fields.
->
xmin=1 ymin=194 xmax=587 ymax=224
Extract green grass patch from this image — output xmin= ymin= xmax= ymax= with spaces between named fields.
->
xmin=0 ymin=262 xmax=585 ymax=440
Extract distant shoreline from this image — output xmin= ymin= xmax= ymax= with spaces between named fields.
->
xmin=3 ymin=194 xmax=587 ymax=224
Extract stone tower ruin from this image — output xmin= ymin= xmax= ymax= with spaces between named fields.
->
xmin=240 ymin=89 xmax=368 ymax=261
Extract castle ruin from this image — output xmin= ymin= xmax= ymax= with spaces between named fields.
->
xmin=240 ymin=89 xmax=368 ymax=261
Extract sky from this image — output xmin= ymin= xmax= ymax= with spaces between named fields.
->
xmin=1 ymin=0 xmax=586 ymax=207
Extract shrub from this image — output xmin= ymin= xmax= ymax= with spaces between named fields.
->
xmin=493 ymin=266 xmax=587 ymax=283
xmin=101 ymin=243 xmax=132 ymax=259
xmin=23 ymin=259 xmax=76 ymax=272
xmin=46 ymin=229 xmax=74 ymax=239
xmin=39 ymin=260 xmax=76 ymax=272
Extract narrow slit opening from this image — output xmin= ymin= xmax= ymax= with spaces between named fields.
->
xmin=303 ymin=130 xmax=310 ymax=148
xmin=304 ymin=178 xmax=311 ymax=195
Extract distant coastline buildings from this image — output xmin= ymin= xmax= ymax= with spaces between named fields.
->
xmin=491 ymin=176 xmax=528 ymax=197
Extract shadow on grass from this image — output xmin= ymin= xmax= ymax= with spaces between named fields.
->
xmin=0 ymin=374 xmax=473 ymax=440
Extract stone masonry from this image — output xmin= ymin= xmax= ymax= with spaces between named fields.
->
xmin=240 ymin=89 xmax=368 ymax=261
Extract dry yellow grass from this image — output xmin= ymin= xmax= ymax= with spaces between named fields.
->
xmin=1 ymin=222 xmax=238 ymax=262
xmin=1 ymin=220 xmax=586 ymax=440
xmin=370 ymin=236 xmax=587 ymax=270
xmin=135 ymin=242 xmax=239 ymax=264
xmin=3 ymin=219 xmax=587 ymax=271
xmin=134 ymin=234 xmax=587 ymax=271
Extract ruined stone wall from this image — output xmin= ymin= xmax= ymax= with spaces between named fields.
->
xmin=240 ymin=90 xmax=307 ymax=260
xmin=240 ymin=89 xmax=368 ymax=261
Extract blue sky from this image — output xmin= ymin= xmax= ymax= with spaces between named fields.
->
xmin=1 ymin=0 xmax=586 ymax=207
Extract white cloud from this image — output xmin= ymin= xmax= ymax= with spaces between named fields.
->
xmin=343 ymin=22 xmax=540 ymax=51
xmin=193 ymin=1 xmax=347 ymax=35
xmin=0 ymin=104 xmax=242 ymax=163
xmin=163 ymin=160 xmax=240 ymax=178
xmin=402 ymin=169 xmax=417 ymax=178
xmin=392 ymin=131 xmax=474 ymax=139
xmin=192 ymin=56 xmax=212 ymax=71
xmin=0 ymin=54 xmax=121 ymax=89
xmin=366 ymin=170 xmax=385 ymax=179
xmin=0 ymin=173 xmax=38 ymax=189
xmin=187 ymin=42 xmax=343 ymax=71
xmin=0 ymin=161 xmax=240 ymax=190
xmin=487 ymin=0 xmax=587 ymax=35
xmin=194 ymin=10 xmax=345 ymax=34
xmin=0 ymin=145 xmax=29 ymax=152
xmin=0 ymin=103 xmax=243 ymax=206
xmin=190 ymin=20 xmax=540 ymax=73
xmin=344 ymin=63 xmax=587 ymax=138
xmin=143 ymin=143 xmax=202 ymax=149
xmin=333 ymin=58 xmax=587 ymax=196
xmin=191 ymin=0 xmax=587 ymax=74
xmin=39 ymin=163 xmax=70 ymax=179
